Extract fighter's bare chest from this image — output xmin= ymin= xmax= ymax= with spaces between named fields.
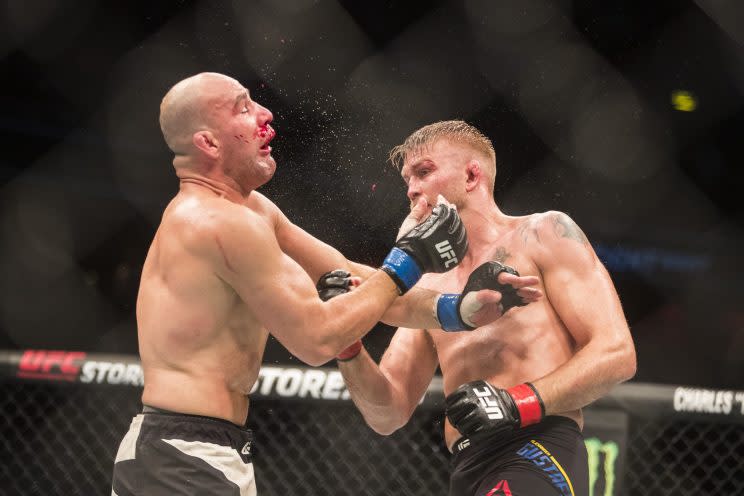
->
xmin=429 ymin=237 xmax=542 ymax=364
xmin=425 ymin=235 xmax=537 ymax=293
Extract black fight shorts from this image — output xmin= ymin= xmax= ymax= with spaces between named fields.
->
xmin=111 ymin=406 xmax=256 ymax=496
xmin=450 ymin=416 xmax=589 ymax=496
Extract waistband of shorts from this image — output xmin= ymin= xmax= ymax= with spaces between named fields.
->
xmin=451 ymin=415 xmax=580 ymax=455
xmin=142 ymin=405 xmax=251 ymax=431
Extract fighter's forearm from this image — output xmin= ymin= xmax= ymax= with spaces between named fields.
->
xmin=311 ymin=271 xmax=400 ymax=355
xmin=338 ymin=349 xmax=411 ymax=435
xmin=380 ymin=286 xmax=441 ymax=329
xmin=347 ymin=262 xmax=440 ymax=329
xmin=531 ymin=338 xmax=636 ymax=415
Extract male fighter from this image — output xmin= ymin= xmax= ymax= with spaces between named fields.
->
xmin=331 ymin=121 xmax=636 ymax=496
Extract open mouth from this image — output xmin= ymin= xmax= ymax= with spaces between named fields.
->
xmin=259 ymin=126 xmax=276 ymax=153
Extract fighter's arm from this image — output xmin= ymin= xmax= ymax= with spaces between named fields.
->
xmin=265 ymin=194 xmax=458 ymax=329
xmin=347 ymin=261 xmax=451 ymax=328
xmin=271 ymin=200 xmax=540 ymax=330
xmin=338 ymin=328 xmax=439 ymax=435
xmin=528 ymin=211 xmax=636 ymax=414
xmin=210 ymin=205 xmax=399 ymax=366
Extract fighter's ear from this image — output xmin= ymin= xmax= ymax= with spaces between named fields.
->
xmin=193 ymin=131 xmax=219 ymax=158
xmin=465 ymin=160 xmax=481 ymax=192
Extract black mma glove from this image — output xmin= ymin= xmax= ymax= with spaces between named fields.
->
xmin=316 ymin=270 xmax=363 ymax=361
xmin=445 ymin=380 xmax=545 ymax=438
xmin=381 ymin=203 xmax=468 ymax=294
xmin=435 ymin=261 xmax=529 ymax=331
xmin=316 ymin=270 xmax=353 ymax=302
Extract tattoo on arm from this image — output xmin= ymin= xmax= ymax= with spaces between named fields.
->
xmin=551 ymin=213 xmax=588 ymax=244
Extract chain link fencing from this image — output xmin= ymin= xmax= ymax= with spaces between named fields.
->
xmin=1 ymin=353 xmax=743 ymax=495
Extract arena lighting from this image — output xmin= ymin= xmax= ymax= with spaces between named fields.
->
xmin=671 ymin=90 xmax=698 ymax=112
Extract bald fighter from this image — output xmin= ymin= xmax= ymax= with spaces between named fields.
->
xmin=110 ymin=75 xmax=541 ymax=495
xmin=332 ymin=121 xmax=636 ymax=496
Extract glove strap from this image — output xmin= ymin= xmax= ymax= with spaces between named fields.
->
xmin=381 ymin=247 xmax=422 ymax=294
xmin=337 ymin=341 xmax=363 ymax=362
xmin=435 ymin=294 xmax=470 ymax=331
xmin=507 ymin=382 xmax=545 ymax=427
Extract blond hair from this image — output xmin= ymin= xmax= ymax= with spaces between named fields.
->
xmin=389 ymin=120 xmax=497 ymax=191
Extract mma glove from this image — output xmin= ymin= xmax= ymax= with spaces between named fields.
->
xmin=435 ymin=261 xmax=529 ymax=331
xmin=316 ymin=269 xmax=353 ymax=302
xmin=316 ymin=270 xmax=363 ymax=361
xmin=445 ymin=380 xmax=545 ymax=439
xmin=381 ymin=203 xmax=468 ymax=294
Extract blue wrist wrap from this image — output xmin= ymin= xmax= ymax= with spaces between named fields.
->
xmin=436 ymin=294 xmax=466 ymax=331
xmin=381 ymin=247 xmax=422 ymax=293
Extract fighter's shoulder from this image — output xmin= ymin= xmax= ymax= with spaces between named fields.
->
xmin=168 ymin=195 xmax=271 ymax=251
xmin=517 ymin=211 xmax=588 ymax=246
xmin=518 ymin=211 xmax=594 ymax=271
xmin=246 ymin=191 xmax=285 ymax=225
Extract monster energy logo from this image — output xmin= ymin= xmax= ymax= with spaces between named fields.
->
xmin=585 ymin=438 xmax=619 ymax=496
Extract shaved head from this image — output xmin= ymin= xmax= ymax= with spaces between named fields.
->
xmin=159 ymin=72 xmax=239 ymax=155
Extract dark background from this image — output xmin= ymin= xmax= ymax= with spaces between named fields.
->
xmin=1 ymin=0 xmax=742 ymax=388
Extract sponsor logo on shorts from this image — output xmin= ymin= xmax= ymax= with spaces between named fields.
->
xmin=517 ymin=440 xmax=574 ymax=496
xmin=435 ymin=240 xmax=458 ymax=268
xmin=240 ymin=441 xmax=251 ymax=455
xmin=456 ymin=438 xmax=471 ymax=451
xmin=17 ymin=350 xmax=87 ymax=381
xmin=485 ymin=480 xmax=513 ymax=496
xmin=473 ymin=386 xmax=504 ymax=420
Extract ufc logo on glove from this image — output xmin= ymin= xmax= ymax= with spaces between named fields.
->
xmin=475 ymin=386 xmax=505 ymax=420
xmin=435 ymin=240 xmax=458 ymax=268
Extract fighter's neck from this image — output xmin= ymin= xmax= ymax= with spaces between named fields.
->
xmin=177 ymin=172 xmax=254 ymax=204
xmin=458 ymin=203 xmax=513 ymax=253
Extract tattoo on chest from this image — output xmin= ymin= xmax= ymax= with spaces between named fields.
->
xmin=551 ymin=212 xmax=588 ymax=244
xmin=491 ymin=246 xmax=511 ymax=263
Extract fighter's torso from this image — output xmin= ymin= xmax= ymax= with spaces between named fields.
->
xmin=137 ymin=189 xmax=272 ymax=424
xmin=419 ymin=213 xmax=582 ymax=446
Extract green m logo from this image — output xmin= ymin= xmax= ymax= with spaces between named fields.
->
xmin=585 ymin=437 xmax=619 ymax=496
